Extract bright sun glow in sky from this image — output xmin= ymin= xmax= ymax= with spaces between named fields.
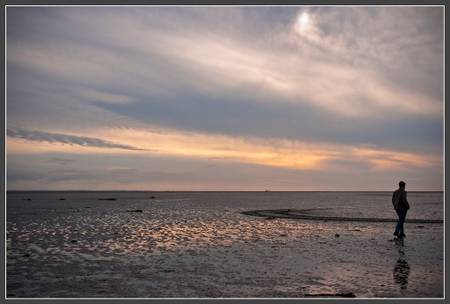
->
xmin=6 ymin=6 xmax=444 ymax=191
xmin=297 ymin=12 xmax=310 ymax=29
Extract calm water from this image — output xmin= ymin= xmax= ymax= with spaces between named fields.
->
xmin=6 ymin=191 xmax=444 ymax=298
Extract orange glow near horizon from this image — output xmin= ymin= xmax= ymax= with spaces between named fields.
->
xmin=7 ymin=127 xmax=441 ymax=172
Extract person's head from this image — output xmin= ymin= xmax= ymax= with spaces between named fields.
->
xmin=399 ymin=181 xmax=406 ymax=189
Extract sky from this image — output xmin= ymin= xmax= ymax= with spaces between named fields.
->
xmin=6 ymin=6 xmax=444 ymax=191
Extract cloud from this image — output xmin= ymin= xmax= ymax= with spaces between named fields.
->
xmin=6 ymin=152 xmax=443 ymax=191
xmin=6 ymin=7 xmax=443 ymax=153
xmin=46 ymin=157 xmax=75 ymax=166
xmin=78 ymin=89 xmax=133 ymax=105
xmin=8 ymin=126 xmax=441 ymax=174
xmin=7 ymin=7 xmax=443 ymax=117
xmin=7 ymin=128 xmax=146 ymax=151
xmin=5 ymin=7 xmax=443 ymax=190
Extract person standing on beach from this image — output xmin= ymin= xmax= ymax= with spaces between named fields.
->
xmin=392 ymin=181 xmax=410 ymax=239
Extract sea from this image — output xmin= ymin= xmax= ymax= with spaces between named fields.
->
xmin=6 ymin=191 xmax=444 ymax=298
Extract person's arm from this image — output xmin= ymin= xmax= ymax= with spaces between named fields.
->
xmin=403 ymin=191 xmax=410 ymax=210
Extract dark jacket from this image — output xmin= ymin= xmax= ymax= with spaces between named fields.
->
xmin=392 ymin=189 xmax=410 ymax=211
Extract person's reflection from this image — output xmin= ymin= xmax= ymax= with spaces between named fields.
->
xmin=393 ymin=239 xmax=410 ymax=291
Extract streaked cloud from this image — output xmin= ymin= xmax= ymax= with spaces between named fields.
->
xmin=7 ymin=128 xmax=146 ymax=151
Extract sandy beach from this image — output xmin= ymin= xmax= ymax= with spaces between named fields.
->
xmin=7 ymin=191 xmax=443 ymax=298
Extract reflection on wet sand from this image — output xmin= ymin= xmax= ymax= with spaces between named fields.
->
xmin=6 ymin=191 xmax=443 ymax=298
xmin=393 ymin=239 xmax=410 ymax=291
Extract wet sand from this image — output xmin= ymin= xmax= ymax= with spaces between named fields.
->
xmin=6 ymin=191 xmax=443 ymax=298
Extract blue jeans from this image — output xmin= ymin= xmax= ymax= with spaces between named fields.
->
xmin=395 ymin=209 xmax=407 ymax=236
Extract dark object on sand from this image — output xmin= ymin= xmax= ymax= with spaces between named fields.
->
xmin=23 ymin=198 xmax=32 ymax=201
xmin=126 ymin=209 xmax=143 ymax=213
xmin=98 ymin=198 xmax=116 ymax=201
xmin=416 ymin=225 xmax=425 ymax=228
xmin=23 ymin=253 xmax=30 ymax=258
xmin=150 ymin=196 xmax=156 ymax=199
xmin=70 ymin=239 xmax=78 ymax=243
xmin=305 ymin=292 xmax=355 ymax=297
xmin=162 ymin=269 xmax=175 ymax=273
xmin=335 ymin=234 xmax=340 ymax=237
xmin=59 ymin=198 xmax=66 ymax=200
